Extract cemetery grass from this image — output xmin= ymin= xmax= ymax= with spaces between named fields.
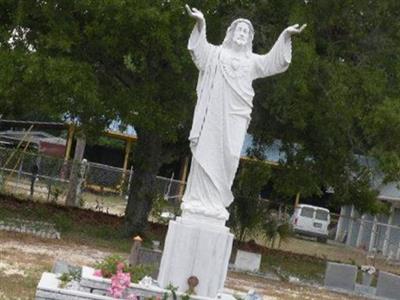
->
xmin=262 ymin=249 xmax=326 ymax=283
xmin=0 ymin=194 xmax=165 ymax=299
xmin=81 ymin=191 xmax=128 ymax=216
xmin=0 ymin=241 xmax=53 ymax=300
xmin=235 ymin=240 xmax=326 ymax=284
xmin=0 ymin=194 xmax=166 ymax=252
xmin=0 ymin=194 xmax=391 ymax=297
xmin=0 ymin=232 xmax=363 ymax=300
xmin=0 ymin=195 xmax=329 ymax=284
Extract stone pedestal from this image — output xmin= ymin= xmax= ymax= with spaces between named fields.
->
xmin=157 ymin=216 xmax=234 ymax=298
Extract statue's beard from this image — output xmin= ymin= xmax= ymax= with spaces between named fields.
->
xmin=233 ymin=38 xmax=247 ymax=46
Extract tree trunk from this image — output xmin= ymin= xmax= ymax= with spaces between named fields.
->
xmin=65 ymin=135 xmax=86 ymax=207
xmin=124 ymin=129 xmax=163 ymax=237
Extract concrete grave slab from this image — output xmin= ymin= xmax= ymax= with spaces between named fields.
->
xmin=376 ymin=271 xmax=400 ymax=300
xmin=324 ymin=262 xmax=357 ymax=292
xmin=51 ymin=260 xmax=80 ymax=275
xmin=234 ymin=250 xmax=262 ymax=273
xmin=36 ymin=269 xmax=217 ymax=300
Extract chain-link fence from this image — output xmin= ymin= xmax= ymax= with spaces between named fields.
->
xmin=0 ymin=147 xmax=186 ymax=217
xmin=12 ymin=146 xmax=400 ymax=257
xmin=0 ymin=147 xmax=72 ymax=202
xmin=82 ymin=162 xmax=186 ymax=216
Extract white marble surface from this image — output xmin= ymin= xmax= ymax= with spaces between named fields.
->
xmin=157 ymin=217 xmax=234 ymax=298
xmin=36 ymin=272 xmax=112 ymax=300
xmin=182 ymin=6 xmax=305 ymax=221
xmin=36 ymin=269 xmax=215 ymax=300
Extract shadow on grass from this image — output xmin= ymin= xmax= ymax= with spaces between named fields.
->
xmin=0 ymin=193 xmax=166 ymax=253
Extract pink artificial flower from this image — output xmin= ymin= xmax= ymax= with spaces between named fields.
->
xmin=93 ymin=269 xmax=102 ymax=277
xmin=109 ymin=269 xmax=131 ymax=299
xmin=113 ymin=290 xmax=123 ymax=299
xmin=127 ymin=293 xmax=138 ymax=300
xmin=117 ymin=262 xmax=125 ymax=271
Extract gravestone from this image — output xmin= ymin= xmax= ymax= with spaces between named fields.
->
xmin=234 ymin=250 xmax=261 ymax=272
xmin=376 ymin=271 xmax=400 ymax=300
xmin=137 ymin=247 xmax=162 ymax=278
xmin=51 ymin=260 xmax=80 ymax=275
xmin=128 ymin=235 xmax=162 ymax=278
xmin=128 ymin=236 xmax=142 ymax=266
xmin=354 ymin=284 xmax=376 ymax=297
xmin=324 ymin=262 xmax=357 ymax=292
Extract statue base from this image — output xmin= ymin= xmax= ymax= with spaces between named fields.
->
xmin=157 ymin=216 xmax=234 ymax=298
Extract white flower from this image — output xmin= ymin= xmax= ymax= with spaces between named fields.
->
xmin=361 ymin=265 xmax=376 ymax=275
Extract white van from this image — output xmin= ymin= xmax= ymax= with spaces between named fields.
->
xmin=291 ymin=204 xmax=330 ymax=243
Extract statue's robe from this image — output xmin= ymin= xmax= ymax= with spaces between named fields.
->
xmin=182 ymin=23 xmax=292 ymax=220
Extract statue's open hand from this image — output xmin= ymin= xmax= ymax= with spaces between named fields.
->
xmin=285 ymin=24 xmax=307 ymax=36
xmin=185 ymin=4 xmax=205 ymax=22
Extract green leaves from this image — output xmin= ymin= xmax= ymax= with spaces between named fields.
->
xmin=2 ymin=0 xmax=400 ymax=215
xmin=248 ymin=0 xmax=400 ymax=212
xmin=0 ymin=0 xmax=198 ymax=143
xmin=230 ymin=160 xmax=272 ymax=240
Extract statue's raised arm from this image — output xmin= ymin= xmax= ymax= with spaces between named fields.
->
xmin=185 ymin=4 xmax=215 ymax=72
xmin=185 ymin=4 xmax=205 ymax=32
xmin=252 ymin=23 xmax=306 ymax=79
xmin=283 ymin=23 xmax=307 ymax=40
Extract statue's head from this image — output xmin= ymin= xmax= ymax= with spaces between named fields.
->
xmin=223 ymin=18 xmax=254 ymax=53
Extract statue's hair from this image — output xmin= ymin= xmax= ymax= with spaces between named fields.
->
xmin=222 ymin=18 xmax=254 ymax=54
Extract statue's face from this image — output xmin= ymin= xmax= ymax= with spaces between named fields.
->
xmin=232 ymin=22 xmax=250 ymax=46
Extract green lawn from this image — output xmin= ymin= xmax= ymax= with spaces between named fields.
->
xmin=261 ymin=249 xmax=326 ymax=283
xmin=0 ymin=194 xmax=134 ymax=252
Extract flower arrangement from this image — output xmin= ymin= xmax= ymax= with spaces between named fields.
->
xmin=94 ymin=255 xmax=154 ymax=282
xmin=93 ymin=255 xmax=142 ymax=299
xmin=108 ymin=262 xmax=132 ymax=298
xmin=94 ymin=255 xmax=124 ymax=278
xmin=361 ymin=265 xmax=376 ymax=275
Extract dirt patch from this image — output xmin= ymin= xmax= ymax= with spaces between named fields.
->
xmin=0 ymin=261 xmax=27 ymax=277
xmin=0 ymin=231 xmax=120 ymax=266
xmin=0 ymin=230 xmax=364 ymax=300
xmin=0 ymin=194 xmax=397 ymax=299
xmin=0 ymin=230 xmax=123 ymax=299
xmin=226 ymin=271 xmax=365 ymax=300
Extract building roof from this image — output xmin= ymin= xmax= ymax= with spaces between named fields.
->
xmin=355 ymin=155 xmax=400 ymax=202
xmin=0 ymin=130 xmax=58 ymax=146
xmin=0 ymin=119 xmax=67 ymax=129
xmin=242 ymin=136 xmax=400 ymax=202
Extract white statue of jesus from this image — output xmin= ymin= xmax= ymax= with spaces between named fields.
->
xmin=182 ymin=5 xmax=306 ymax=222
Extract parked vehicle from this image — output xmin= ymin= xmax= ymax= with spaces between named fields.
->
xmin=291 ymin=204 xmax=330 ymax=243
